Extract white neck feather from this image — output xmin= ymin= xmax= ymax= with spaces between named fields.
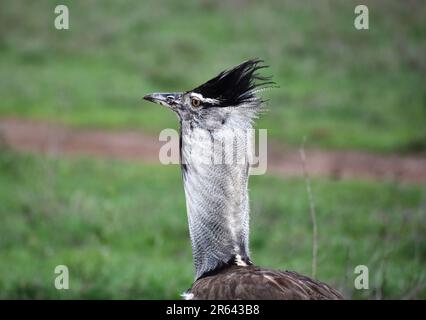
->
xmin=180 ymin=121 xmax=252 ymax=279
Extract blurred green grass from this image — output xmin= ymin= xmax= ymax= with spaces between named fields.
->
xmin=0 ymin=151 xmax=425 ymax=299
xmin=0 ymin=0 xmax=425 ymax=152
xmin=1 ymin=0 xmax=426 ymax=300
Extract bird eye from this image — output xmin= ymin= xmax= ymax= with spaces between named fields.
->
xmin=191 ymin=97 xmax=201 ymax=108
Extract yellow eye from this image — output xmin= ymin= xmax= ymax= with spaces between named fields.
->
xmin=191 ymin=98 xmax=201 ymax=108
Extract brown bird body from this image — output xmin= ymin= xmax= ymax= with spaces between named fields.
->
xmin=187 ymin=265 xmax=343 ymax=300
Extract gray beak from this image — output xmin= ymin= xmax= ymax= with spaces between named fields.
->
xmin=143 ymin=92 xmax=181 ymax=108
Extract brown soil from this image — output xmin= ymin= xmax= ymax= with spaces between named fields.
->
xmin=1 ymin=117 xmax=425 ymax=184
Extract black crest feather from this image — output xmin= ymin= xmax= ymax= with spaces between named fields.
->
xmin=191 ymin=59 xmax=274 ymax=107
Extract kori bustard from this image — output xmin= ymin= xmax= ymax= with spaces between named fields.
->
xmin=144 ymin=59 xmax=343 ymax=300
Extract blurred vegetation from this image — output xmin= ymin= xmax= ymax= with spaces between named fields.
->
xmin=0 ymin=0 xmax=425 ymax=151
xmin=0 ymin=151 xmax=425 ymax=299
xmin=0 ymin=0 xmax=425 ymax=300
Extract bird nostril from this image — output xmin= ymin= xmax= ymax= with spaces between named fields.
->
xmin=166 ymin=96 xmax=177 ymax=105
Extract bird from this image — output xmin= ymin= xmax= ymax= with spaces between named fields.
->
xmin=144 ymin=59 xmax=343 ymax=300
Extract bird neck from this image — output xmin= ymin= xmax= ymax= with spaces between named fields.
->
xmin=180 ymin=121 xmax=252 ymax=280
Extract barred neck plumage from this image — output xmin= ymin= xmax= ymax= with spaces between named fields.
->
xmin=180 ymin=118 xmax=253 ymax=280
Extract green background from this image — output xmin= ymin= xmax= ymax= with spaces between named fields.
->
xmin=0 ymin=0 xmax=425 ymax=299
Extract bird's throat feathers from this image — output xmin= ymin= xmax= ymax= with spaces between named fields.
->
xmin=180 ymin=122 xmax=252 ymax=279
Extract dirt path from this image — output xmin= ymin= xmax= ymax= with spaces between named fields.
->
xmin=1 ymin=118 xmax=425 ymax=184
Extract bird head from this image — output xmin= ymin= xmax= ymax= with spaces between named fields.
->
xmin=144 ymin=59 xmax=273 ymax=130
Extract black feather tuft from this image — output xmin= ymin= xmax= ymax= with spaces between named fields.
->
xmin=191 ymin=59 xmax=274 ymax=107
